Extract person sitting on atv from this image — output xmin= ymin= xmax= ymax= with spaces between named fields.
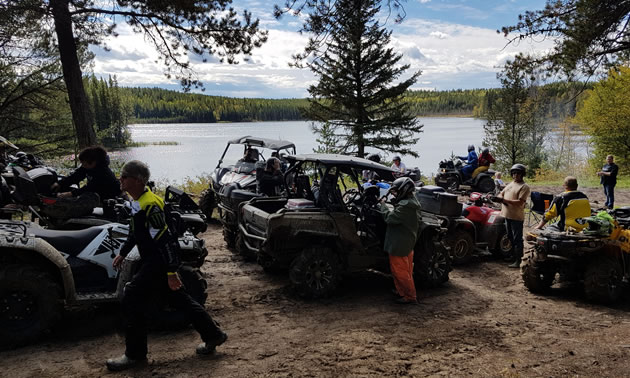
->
xmin=52 ymin=145 xmax=121 ymax=201
xmin=392 ymin=155 xmax=406 ymax=177
xmin=238 ymin=147 xmax=259 ymax=164
xmin=258 ymin=157 xmax=283 ymax=196
xmin=457 ymin=145 xmax=478 ymax=181
xmin=472 ymin=147 xmax=495 ymax=178
xmin=535 ymin=176 xmax=591 ymax=232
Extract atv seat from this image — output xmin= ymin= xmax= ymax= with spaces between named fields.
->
xmin=27 ymin=227 xmax=103 ymax=256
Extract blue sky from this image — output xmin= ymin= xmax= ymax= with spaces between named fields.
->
xmin=91 ymin=0 xmax=553 ymax=98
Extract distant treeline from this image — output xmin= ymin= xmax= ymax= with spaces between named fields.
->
xmin=121 ymin=84 xmax=588 ymax=123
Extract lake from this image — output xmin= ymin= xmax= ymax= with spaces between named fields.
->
xmin=124 ymin=118 xmax=485 ymax=184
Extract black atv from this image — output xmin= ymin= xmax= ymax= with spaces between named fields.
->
xmin=199 ymin=136 xmax=296 ymax=248
xmin=434 ymin=157 xmax=495 ymax=193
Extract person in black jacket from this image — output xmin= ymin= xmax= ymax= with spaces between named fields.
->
xmin=597 ymin=155 xmax=619 ymax=209
xmin=52 ymin=146 xmax=121 ymax=201
xmin=107 ymin=160 xmax=226 ymax=372
xmin=258 ymin=157 xmax=283 ymax=196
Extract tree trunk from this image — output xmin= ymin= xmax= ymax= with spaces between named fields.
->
xmin=51 ymin=0 xmax=96 ymax=149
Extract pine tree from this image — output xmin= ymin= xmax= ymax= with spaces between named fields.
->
xmin=303 ymin=0 xmax=422 ymax=158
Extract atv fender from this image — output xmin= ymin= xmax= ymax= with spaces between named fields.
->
xmin=0 ymin=236 xmax=76 ymax=301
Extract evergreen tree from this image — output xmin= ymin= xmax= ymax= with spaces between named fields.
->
xmin=303 ymin=0 xmax=422 ymax=158
xmin=483 ymin=55 xmax=548 ymax=173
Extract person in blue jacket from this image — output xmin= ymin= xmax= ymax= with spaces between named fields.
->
xmin=457 ymin=145 xmax=478 ymax=181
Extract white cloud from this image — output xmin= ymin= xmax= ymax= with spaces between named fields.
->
xmin=429 ymin=31 xmax=449 ymax=39
xmin=418 ymin=0 xmax=431 ymax=3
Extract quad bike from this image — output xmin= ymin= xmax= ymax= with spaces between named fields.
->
xmin=0 ymin=218 xmax=208 ymax=348
xmin=522 ymin=212 xmax=630 ymax=304
xmin=434 ymin=158 xmax=495 ymax=193
xmin=461 ymin=192 xmax=512 ymax=261
xmin=199 ymin=136 xmax=296 ymax=248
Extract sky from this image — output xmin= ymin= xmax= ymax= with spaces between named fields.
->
xmin=91 ymin=0 xmax=554 ymax=99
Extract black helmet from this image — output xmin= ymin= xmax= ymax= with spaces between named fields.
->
xmin=367 ymin=154 xmax=381 ymax=163
xmin=389 ymin=177 xmax=415 ymax=203
xmin=482 ymin=147 xmax=489 ymax=154
xmin=510 ymin=163 xmax=526 ymax=176
xmin=467 ymin=144 xmax=475 ymax=152
xmin=393 ymin=155 xmax=401 ymax=162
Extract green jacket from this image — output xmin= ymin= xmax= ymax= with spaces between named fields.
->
xmin=379 ymin=196 xmax=421 ymax=257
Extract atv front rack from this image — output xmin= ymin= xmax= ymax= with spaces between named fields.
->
xmin=0 ymin=220 xmax=27 ymax=237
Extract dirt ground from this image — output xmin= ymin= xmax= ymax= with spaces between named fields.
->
xmin=2 ymin=185 xmax=630 ymax=377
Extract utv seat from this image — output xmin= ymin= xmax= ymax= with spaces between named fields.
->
xmin=319 ymin=174 xmax=345 ymax=212
xmin=27 ymin=227 xmax=103 ymax=256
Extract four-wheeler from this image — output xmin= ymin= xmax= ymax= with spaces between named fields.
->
xmin=434 ymin=157 xmax=495 ymax=193
xmin=0 ymin=218 xmax=209 ymax=348
xmin=461 ymin=192 xmax=512 ymax=261
xmin=238 ymin=154 xmax=452 ymax=298
xmin=199 ymin=136 xmax=296 ymax=247
xmin=522 ymin=214 xmax=630 ymax=304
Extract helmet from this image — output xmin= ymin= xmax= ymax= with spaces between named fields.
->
xmin=367 ymin=154 xmax=381 ymax=163
xmin=389 ymin=177 xmax=415 ymax=203
xmin=467 ymin=144 xmax=475 ymax=152
xmin=393 ymin=155 xmax=401 ymax=162
xmin=510 ymin=164 xmax=526 ymax=176
xmin=581 ymin=215 xmax=613 ymax=236
xmin=15 ymin=151 xmax=26 ymax=158
xmin=482 ymin=147 xmax=489 ymax=154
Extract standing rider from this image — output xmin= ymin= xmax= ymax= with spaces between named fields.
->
xmin=497 ymin=164 xmax=530 ymax=268
xmin=457 ymin=145 xmax=478 ymax=182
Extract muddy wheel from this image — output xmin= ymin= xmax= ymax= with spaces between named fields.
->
xmin=584 ymin=258 xmax=623 ymax=304
xmin=521 ymin=251 xmax=556 ymax=294
xmin=223 ymin=227 xmax=236 ymax=249
xmin=491 ymin=230 xmax=512 ymax=259
xmin=477 ymin=176 xmax=495 ymax=193
xmin=414 ymin=233 xmax=452 ymax=288
xmin=446 ymin=177 xmax=459 ymax=191
xmin=289 ymin=246 xmax=341 ymax=298
xmin=445 ymin=229 xmax=474 ymax=265
xmin=199 ymin=189 xmax=216 ymax=221
xmin=0 ymin=265 xmax=62 ymax=348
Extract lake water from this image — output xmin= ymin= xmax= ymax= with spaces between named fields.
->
xmin=124 ymin=118 xmax=485 ymax=184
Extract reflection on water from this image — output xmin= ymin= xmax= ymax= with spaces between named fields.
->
xmin=125 ymin=118 xmax=485 ymax=184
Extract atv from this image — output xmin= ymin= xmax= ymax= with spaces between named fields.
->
xmin=199 ymin=136 xmax=296 ymax=247
xmin=238 ymin=153 xmax=452 ymax=298
xmin=0 ymin=218 xmax=208 ymax=348
xmin=522 ymin=213 xmax=630 ymax=304
xmin=434 ymin=157 xmax=495 ymax=193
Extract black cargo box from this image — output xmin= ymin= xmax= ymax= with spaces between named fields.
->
xmin=416 ymin=185 xmax=462 ymax=217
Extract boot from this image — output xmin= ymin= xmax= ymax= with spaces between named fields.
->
xmin=508 ymin=252 xmax=522 ymax=268
xmin=196 ymin=331 xmax=228 ymax=355
xmin=106 ymin=354 xmax=147 ymax=371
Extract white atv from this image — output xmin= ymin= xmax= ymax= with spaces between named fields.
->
xmin=0 ymin=220 xmax=208 ymax=348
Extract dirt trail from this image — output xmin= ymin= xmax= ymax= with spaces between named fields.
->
xmin=2 ymin=187 xmax=630 ymax=377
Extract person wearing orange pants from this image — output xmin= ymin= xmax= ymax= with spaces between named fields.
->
xmin=380 ymin=177 xmax=421 ymax=304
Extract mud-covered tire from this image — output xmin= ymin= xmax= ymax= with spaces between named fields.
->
xmin=491 ymin=230 xmax=512 ymax=259
xmin=584 ymin=258 xmax=623 ymax=304
xmin=150 ymin=267 xmax=208 ymax=329
xmin=477 ymin=176 xmax=495 ymax=193
xmin=223 ymin=227 xmax=236 ymax=249
xmin=199 ymin=189 xmax=216 ymax=221
xmin=446 ymin=177 xmax=459 ymax=191
xmin=289 ymin=246 xmax=341 ymax=298
xmin=414 ymin=234 xmax=452 ymax=288
xmin=521 ymin=251 xmax=556 ymax=294
xmin=445 ymin=229 xmax=474 ymax=265
xmin=0 ymin=265 xmax=62 ymax=348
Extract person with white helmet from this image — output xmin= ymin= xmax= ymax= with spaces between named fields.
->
xmin=497 ymin=164 xmax=530 ymax=268
xmin=379 ymin=177 xmax=420 ymax=304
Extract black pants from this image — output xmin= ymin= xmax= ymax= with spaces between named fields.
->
xmin=122 ymin=259 xmax=221 ymax=360
xmin=604 ymin=184 xmax=615 ymax=209
xmin=505 ymin=219 xmax=524 ymax=258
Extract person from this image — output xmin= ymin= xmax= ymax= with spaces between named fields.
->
xmin=362 ymin=154 xmax=381 ymax=182
xmin=52 ymin=145 xmax=121 ymax=201
xmin=238 ymin=147 xmax=259 ymax=164
xmin=472 ymin=147 xmax=495 ymax=178
xmin=258 ymin=157 xmax=283 ymax=196
xmin=535 ymin=176 xmax=590 ymax=232
xmin=494 ymin=172 xmax=506 ymax=194
xmin=497 ymin=164 xmax=530 ymax=268
xmin=457 ymin=145 xmax=478 ymax=181
xmin=379 ymin=177 xmax=420 ymax=304
xmin=107 ymin=160 xmax=227 ymax=372
xmin=597 ymin=155 xmax=619 ymax=209
xmin=392 ymin=155 xmax=406 ymax=176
